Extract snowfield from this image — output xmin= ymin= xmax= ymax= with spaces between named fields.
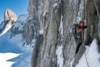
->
xmin=76 ymin=39 xmax=100 ymax=67
xmin=0 ymin=53 xmax=20 ymax=67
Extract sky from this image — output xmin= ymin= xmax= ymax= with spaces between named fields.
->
xmin=0 ymin=0 xmax=29 ymax=22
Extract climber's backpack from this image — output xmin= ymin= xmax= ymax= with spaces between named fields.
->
xmin=71 ymin=24 xmax=79 ymax=39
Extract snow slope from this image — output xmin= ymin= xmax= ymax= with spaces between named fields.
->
xmin=0 ymin=23 xmax=12 ymax=36
xmin=76 ymin=39 xmax=100 ymax=67
xmin=0 ymin=53 xmax=20 ymax=67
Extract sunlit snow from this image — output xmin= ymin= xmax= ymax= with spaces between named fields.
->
xmin=56 ymin=45 xmax=64 ymax=67
xmin=0 ymin=53 xmax=20 ymax=67
xmin=76 ymin=39 xmax=100 ymax=67
xmin=59 ymin=15 xmax=63 ymax=39
xmin=0 ymin=24 xmax=12 ymax=36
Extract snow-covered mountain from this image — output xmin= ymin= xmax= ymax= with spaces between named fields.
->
xmin=0 ymin=9 xmax=17 ymax=36
xmin=0 ymin=14 xmax=36 ymax=67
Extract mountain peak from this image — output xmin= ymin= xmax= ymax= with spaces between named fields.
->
xmin=4 ymin=9 xmax=17 ymax=22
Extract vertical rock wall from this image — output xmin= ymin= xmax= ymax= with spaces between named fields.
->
xmin=29 ymin=0 xmax=100 ymax=67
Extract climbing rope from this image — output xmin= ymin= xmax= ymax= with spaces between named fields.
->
xmin=83 ymin=44 xmax=90 ymax=67
xmin=85 ymin=49 xmax=89 ymax=67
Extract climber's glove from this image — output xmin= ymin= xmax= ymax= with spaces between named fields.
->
xmin=82 ymin=26 xmax=87 ymax=30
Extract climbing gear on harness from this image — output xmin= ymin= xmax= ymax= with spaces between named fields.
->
xmin=74 ymin=35 xmax=80 ymax=39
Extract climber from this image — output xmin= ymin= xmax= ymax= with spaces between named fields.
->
xmin=71 ymin=21 xmax=87 ymax=53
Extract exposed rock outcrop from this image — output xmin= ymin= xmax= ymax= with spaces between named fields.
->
xmin=0 ymin=9 xmax=17 ymax=36
xmin=22 ymin=19 xmax=37 ymax=44
xmin=9 ymin=13 xmax=38 ymax=46
xmin=28 ymin=0 xmax=36 ymax=17
xmin=29 ymin=0 xmax=100 ymax=67
xmin=4 ymin=9 xmax=17 ymax=22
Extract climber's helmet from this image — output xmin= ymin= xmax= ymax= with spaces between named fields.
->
xmin=79 ymin=21 xmax=85 ymax=27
